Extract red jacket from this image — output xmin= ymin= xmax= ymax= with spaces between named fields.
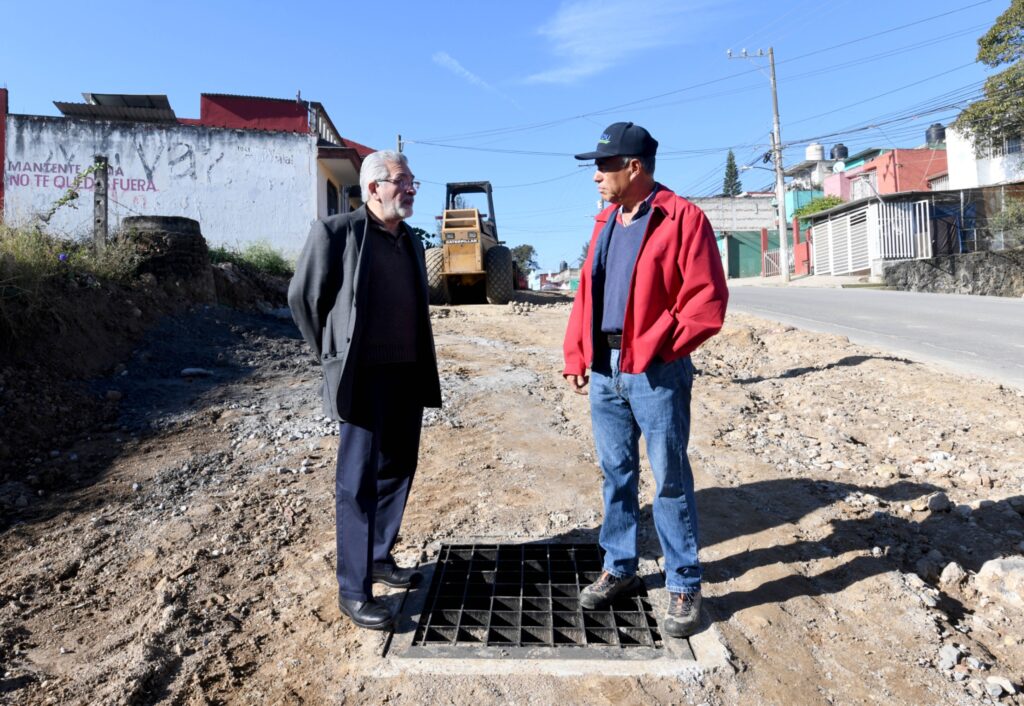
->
xmin=563 ymin=186 xmax=728 ymax=376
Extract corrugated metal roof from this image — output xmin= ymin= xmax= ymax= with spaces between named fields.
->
xmin=202 ymin=92 xmax=303 ymax=104
xmin=53 ymin=102 xmax=178 ymax=123
xmin=82 ymin=93 xmax=173 ymax=110
xmin=804 ymin=190 xmax=962 ymax=221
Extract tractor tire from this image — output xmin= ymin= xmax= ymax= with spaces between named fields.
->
xmin=484 ymin=245 xmax=514 ymax=305
xmin=425 ymin=247 xmax=451 ymax=305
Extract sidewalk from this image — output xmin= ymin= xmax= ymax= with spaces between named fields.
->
xmin=727 ymin=273 xmax=880 ymax=288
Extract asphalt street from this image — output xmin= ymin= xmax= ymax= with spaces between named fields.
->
xmin=727 ymin=286 xmax=1024 ymax=391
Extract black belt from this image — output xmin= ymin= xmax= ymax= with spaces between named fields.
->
xmin=605 ymin=334 xmax=622 ymax=349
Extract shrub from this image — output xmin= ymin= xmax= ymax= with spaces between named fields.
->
xmin=0 ymin=224 xmax=141 ymax=341
xmin=986 ymin=196 xmax=1024 ymax=248
xmin=794 ymin=196 xmax=844 ymax=220
xmin=0 ymin=224 xmax=140 ymax=287
xmin=209 ymin=240 xmax=293 ymax=278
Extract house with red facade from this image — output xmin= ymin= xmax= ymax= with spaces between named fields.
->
xmin=824 ymin=146 xmax=948 ymax=201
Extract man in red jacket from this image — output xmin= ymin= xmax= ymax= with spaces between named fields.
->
xmin=564 ymin=122 xmax=728 ymax=638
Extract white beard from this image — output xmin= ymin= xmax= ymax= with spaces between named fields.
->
xmin=380 ymin=198 xmax=413 ymax=222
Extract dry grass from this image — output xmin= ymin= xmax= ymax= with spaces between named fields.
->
xmin=209 ymin=240 xmax=293 ymax=278
xmin=0 ymin=224 xmax=141 ymax=343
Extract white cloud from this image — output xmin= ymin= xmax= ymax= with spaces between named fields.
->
xmin=432 ymin=52 xmax=493 ymax=90
xmin=432 ymin=51 xmax=522 ymax=108
xmin=526 ymin=0 xmax=707 ymax=84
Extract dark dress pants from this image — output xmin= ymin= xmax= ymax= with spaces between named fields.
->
xmin=335 ymin=363 xmax=424 ymax=601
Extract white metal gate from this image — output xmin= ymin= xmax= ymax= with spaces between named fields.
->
xmin=811 ymin=199 xmax=932 ymax=274
xmin=878 ymin=200 xmax=932 ymax=260
xmin=811 ymin=205 xmax=868 ymax=275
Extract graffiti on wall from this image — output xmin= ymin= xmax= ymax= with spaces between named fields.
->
xmin=4 ymin=139 xmax=234 ymax=195
xmin=4 ymin=117 xmax=317 ymax=251
xmin=5 ymin=160 xmax=158 ymax=192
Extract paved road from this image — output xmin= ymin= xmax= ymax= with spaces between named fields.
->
xmin=727 ymin=287 xmax=1024 ymax=390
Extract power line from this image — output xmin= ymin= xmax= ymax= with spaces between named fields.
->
xmin=411 ymin=0 xmax=994 ymax=146
xmin=782 ymin=0 xmax=993 ymax=65
xmin=407 ymin=140 xmax=574 ymax=157
xmin=585 ymin=23 xmax=988 ymax=122
xmin=786 ymin=62 xmax=978 ymax=129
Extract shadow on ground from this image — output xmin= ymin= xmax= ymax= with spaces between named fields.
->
xmin=734 ymin=354 xmax=917 ymax=384
xmin=1 ymin=306 xmax=304 ymax=533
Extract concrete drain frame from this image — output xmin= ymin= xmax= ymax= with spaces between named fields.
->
xmin=392 ymin=541 xmax=696 ymax=661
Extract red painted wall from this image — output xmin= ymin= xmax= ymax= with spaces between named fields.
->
xmin=865 ymin=149 xmax=948 ymax=194
xmin=792 ymin=217 xmax=811 ymax=276
xmin=0 ymin=87 xmax=7 ymax=219
xmin=196 ymin=94 xmax=309 ymax=133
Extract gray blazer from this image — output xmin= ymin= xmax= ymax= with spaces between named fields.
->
xmin=287 ymin=206 xmax=442 ymax=421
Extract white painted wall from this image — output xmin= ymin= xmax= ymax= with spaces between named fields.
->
xmin=5 ymin=115 xmax=318 ymax=254
xmin=688 ymin=195 xmax=776 ymax=232
xmin=947 ymin=127 xmax=1024 ymax=190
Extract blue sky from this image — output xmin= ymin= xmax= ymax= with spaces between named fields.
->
xmin=0 ymin=0 xmax=1006 ymax=270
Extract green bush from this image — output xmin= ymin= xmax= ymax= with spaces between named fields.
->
xmin=794 ymin=196 xmax=844 ymax=220
xmin=209 ymin=240 xmax=293 ymax=278
xmin=987 ymin=197 xmax=1024 ymax=248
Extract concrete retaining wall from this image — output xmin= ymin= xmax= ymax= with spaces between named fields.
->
xmin=882 ymin=248 xmax=1024 ymax=297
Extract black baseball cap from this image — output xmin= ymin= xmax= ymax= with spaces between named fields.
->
xmin=574 ymin=122 xmax=659 ymax=160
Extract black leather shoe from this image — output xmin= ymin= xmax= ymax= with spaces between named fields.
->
xmin=372 ymin=560 xmax=422 ymax=588
xmin=338 ymin=595 xmax=393 ymax=630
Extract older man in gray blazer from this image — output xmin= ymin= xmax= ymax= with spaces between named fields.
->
xmin=288 ymin=150 xmax=441 ymax=630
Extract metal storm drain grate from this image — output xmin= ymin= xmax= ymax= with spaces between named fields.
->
xmin=406 ymin=543 xmax=663 ymax=658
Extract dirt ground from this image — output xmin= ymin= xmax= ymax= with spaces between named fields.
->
xmin=2 ymin=292 xmax=1024 ymax=705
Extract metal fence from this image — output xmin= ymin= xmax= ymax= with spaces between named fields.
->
xmin=761 ymin=248 xmax=795 ymax=277
xmin=811 ymin=205 xmax=871 ymax=275
xmin=878 ymin=200 xmax=932 ymax=260
xmin=812 ymin=199 xmax=935 ymax=275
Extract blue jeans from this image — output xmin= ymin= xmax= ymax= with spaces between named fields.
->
xmin=589 ymin=349 xmax=701 ymax=595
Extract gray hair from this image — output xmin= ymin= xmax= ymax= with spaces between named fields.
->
xmin=621 ymin=154 xmax=656 ymax=176
xmin=359 ymin=150 xmax=409 ymax=200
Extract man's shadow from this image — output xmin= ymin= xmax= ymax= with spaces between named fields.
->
xmin=390 ymin=478 xmax=1023 ymax=642
xmin=543 ymin=477 xmax=989 ymax=617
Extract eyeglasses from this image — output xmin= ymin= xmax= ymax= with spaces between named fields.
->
xmin=376 ymin=177 xmax=421 ymax=191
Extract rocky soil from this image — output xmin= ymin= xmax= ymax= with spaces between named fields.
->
xmin=2 ymin=293 xmax=1024 ymax=705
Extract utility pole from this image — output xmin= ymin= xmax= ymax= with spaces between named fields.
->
xmin=396 ymin=134 xmax=403 ymax=153
xmin=93 ymin=154 xmax=109 ymax=252
xmin=767 ymin=48 xmax=789 ymax=282
xmin=728 ymin=46 xmax=789 ymax=282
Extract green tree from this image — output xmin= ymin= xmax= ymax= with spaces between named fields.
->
xmin=577 ymin=239 xmax=591 ymax=266
xmin=409 ymin=226 xmax=435 ymax=249
xmin=794 ymin=195 xmax=844 ymax=221
xmin=722 ymin=150 xmax=743 ymax=196
xmin=953 ymin=0 xmax=1024 ymax=152
xmin=510 ymin=244 xmax=539 ymax=275
xmin=987 ymin=196 xmax=1024 ymax=247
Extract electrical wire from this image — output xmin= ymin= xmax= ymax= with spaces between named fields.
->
xmin=410 ymin=0 xmax=995 ymax=147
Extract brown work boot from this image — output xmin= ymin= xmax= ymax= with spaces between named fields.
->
xmin=664 ymin=591 xmax=702 ymax=638
xmin=579 ymin=571 xmax=641 ymax=609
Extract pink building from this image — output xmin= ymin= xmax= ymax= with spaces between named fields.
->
xmin=825 ymin=148 xmax=947 ymax=201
